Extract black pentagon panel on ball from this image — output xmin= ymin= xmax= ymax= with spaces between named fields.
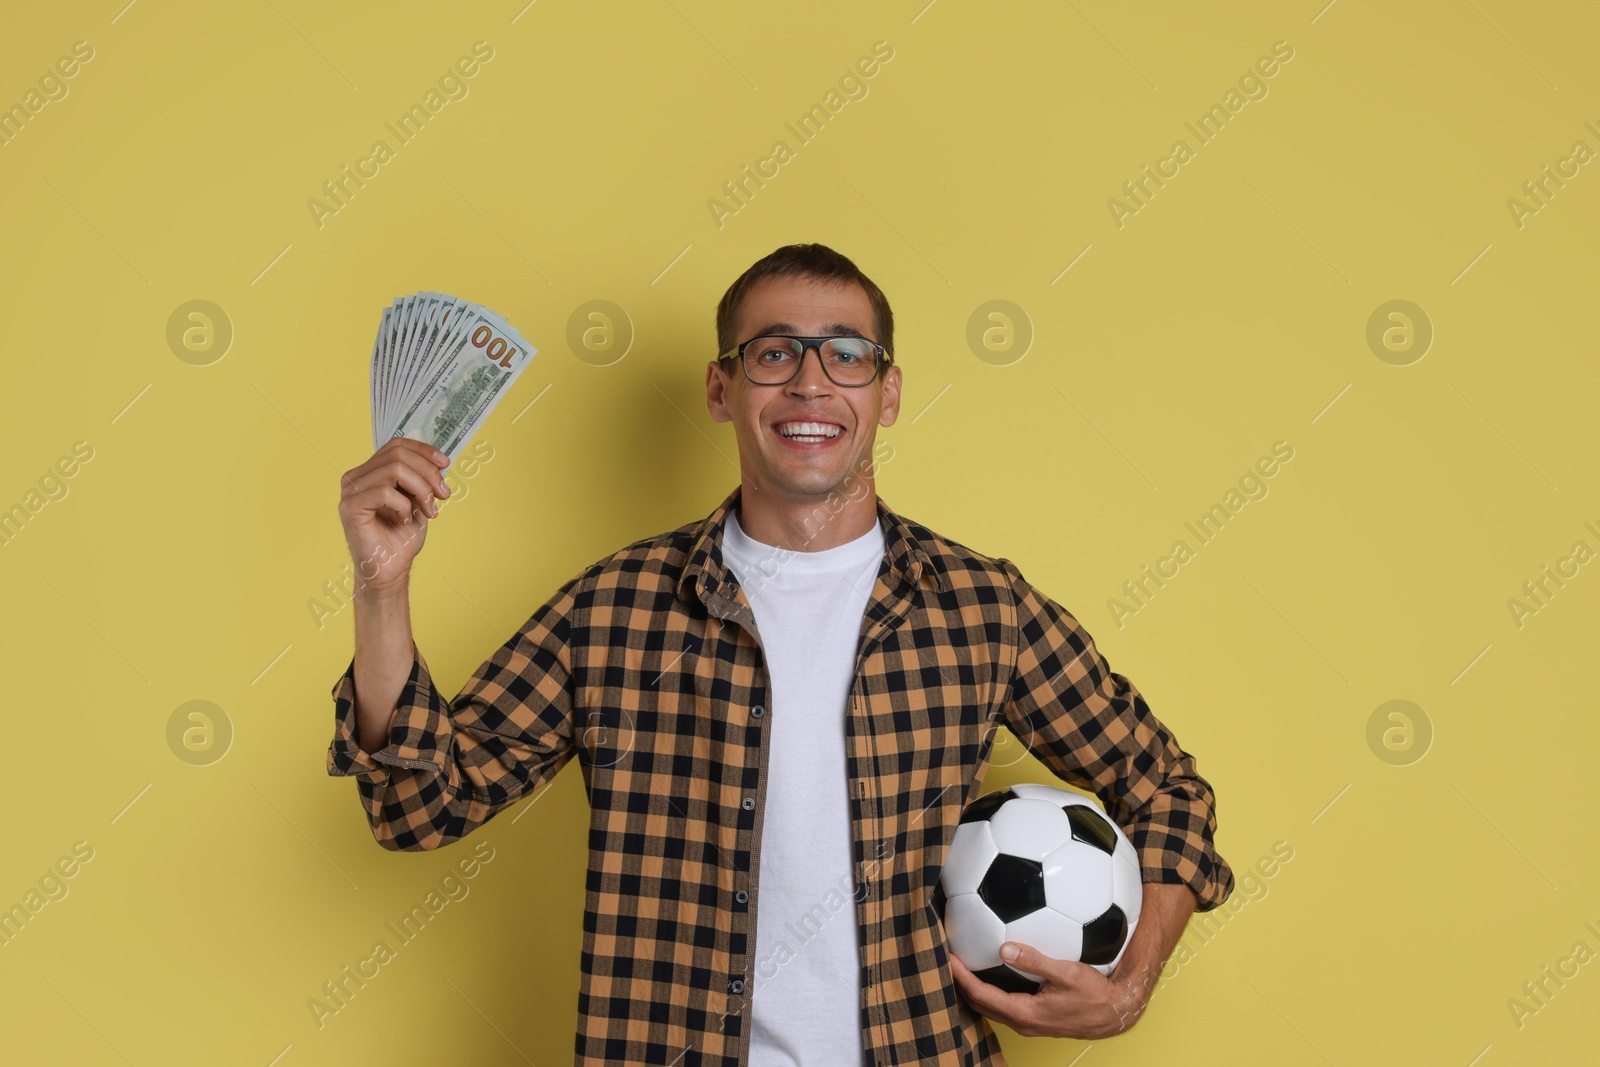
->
xmin=1079 ymin=904 xmax=1128 ymax=965
xmin=976 ymin=853 xmax=1046 ymax=923
xmin=1064 ymin=805 xmax=1118 ymax=855
xmin=959 ymin=788 xmax=1015 ymax=825
xmin=931 ymin=878 xmax=948 ymax=918
xmin=974 ymin=963 xmax=1041 ymax=995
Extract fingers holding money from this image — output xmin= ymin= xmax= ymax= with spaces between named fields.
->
xmin=348 ymin=485 xmax=430 ymax=528
xmin=355 ymin=435 xmax=449 ymax=482
xmin=336 ymin=437 xmax=456 ymax=596
xmin=366 ymin=461 xmax=443 ymax=519
xmin=342 ymin=438 xmax=451 ymax=521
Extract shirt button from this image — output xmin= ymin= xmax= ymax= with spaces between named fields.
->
xmin=751 ymin=705 xmax=764 ymax=718
xmin=735 ymin=890 xmax=749 ymax=903
xmin=730 ymin=978 xmax=745 ymax=994
xmin=741 ymin=797 xmax=755 ymax=811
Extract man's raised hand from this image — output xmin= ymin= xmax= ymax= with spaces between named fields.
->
xmin=337 ymin=437 xmax=451 ymax=598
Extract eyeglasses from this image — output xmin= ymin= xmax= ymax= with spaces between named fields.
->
xmin=718 ymin=334 xmax=891 ymax=387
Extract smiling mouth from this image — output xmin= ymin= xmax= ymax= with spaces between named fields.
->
xmin=772 ymin=420 xmax=844 ymax=444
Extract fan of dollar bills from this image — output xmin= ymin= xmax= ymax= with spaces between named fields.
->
xmin=370 ymin=291 xmax=537 ymax=465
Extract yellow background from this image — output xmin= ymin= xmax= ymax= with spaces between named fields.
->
xmin=2 ymin=1 xmax=1596 ymax=1064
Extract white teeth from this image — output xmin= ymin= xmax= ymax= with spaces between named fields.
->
xmin=776 ymin=421 xmax=841 ymax=439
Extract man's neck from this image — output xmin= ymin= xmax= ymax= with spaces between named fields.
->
xmin=734 ymin=477 xmax=879 ymax=553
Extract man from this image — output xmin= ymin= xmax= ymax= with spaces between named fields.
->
xmin=328 ymin=243 xmax=1234 ymax=1066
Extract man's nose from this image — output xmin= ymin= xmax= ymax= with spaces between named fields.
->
xmin=786 ymin=346 xmax=834 ymax=394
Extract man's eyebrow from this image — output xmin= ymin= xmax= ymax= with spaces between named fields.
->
xmin=749 ymin=321 xmax=870 ymax=338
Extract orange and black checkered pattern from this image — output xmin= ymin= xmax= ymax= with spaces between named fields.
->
xmin=327 ymin=483 xmax=1234 ymax=1066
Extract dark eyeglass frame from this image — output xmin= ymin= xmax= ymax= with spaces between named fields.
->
xmin=717 ymin=334 xmax=892 ymax=387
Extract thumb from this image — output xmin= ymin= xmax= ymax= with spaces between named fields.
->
xmin=1000 ymin=941 xmax=1085 ymax=985
xmin=999 ymin=940 xmax=1050 ymax=980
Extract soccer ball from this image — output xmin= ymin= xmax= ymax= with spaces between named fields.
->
xmin=934 ymin=783 xmax=1143 ymax=993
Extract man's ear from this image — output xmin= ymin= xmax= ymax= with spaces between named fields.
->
xmin=878 ymin=363 xmax=902 ymax=427
xmin=706 ymin=360 xmax=733 ymax=423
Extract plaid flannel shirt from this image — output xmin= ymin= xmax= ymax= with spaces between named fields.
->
xmin=326 ymin=483 xmax=1234 ymax=1066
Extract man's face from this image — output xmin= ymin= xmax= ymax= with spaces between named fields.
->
xmin=706 ymin=274 xmax=901 ymax=502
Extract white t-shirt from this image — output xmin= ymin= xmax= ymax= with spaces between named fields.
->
xmin=721 ymin=505 xmax=886 ymax=1067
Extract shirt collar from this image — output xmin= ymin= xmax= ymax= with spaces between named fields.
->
xmin=678 ymin=483 xmax=945 ymax=607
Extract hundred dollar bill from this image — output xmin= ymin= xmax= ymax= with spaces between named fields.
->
xmin=380 ymin=294 xmax=414 ymax=441
xmin=370 ymin=305 xmax=387 ymax=450
xmin=390 ymin=292 xmax=437 ymax=436
xmin=391 ymin=294 xmax=462 ymax=438
xmin=382 ymin=300 xmax=536 ymax=466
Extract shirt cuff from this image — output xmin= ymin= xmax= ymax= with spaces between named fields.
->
xmin=1128 ymin=789 xmax=1235 ymax=912
xmin=325 ymin=645 xmax=451 ymax=779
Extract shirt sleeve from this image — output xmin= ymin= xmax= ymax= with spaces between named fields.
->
xmin=995 ymin=557 xmax=1234 ymax=912
xmin=325 ymin=573 xmax=583 ymax=851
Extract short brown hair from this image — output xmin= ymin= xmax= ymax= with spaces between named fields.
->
xmin=715 ymin=243 xmax=895 ymax=361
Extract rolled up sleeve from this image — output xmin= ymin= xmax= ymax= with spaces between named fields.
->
xmin=996 ymin=558 xmax=1234 ymax=911
xmin=325 ymin=574 xmax=583 ymax=851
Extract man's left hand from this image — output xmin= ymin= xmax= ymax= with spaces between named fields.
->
xmin=949 ymin=941 xmax=1147 ymax=1040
